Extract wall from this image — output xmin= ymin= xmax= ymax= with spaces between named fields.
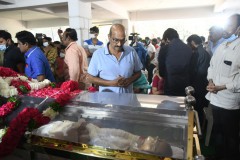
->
xmin=0 ymin=18 xmax=27 ymax=42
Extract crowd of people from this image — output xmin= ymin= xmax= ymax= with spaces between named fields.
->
xmin=0 ymin=13 xmax=239 ymax=160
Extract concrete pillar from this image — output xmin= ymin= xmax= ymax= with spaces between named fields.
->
xmin=67 ymin=0 xmax=91 ymax=45
xmin=122 ymin=19 xmax=132 ymax=45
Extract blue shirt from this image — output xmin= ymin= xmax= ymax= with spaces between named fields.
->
xmin=25 ymin=46 xmax=55 ymax=82
xmin=88 ymin=44 xmax=143 ymax=93
xmin=132 ymin=42 xmax=147 ymax=69
xmin=83 ymin=38 xmax=104 ymax=55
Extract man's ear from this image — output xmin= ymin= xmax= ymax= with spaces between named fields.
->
xmin=6 ymin=39 xmax=11 ymax=45
xmin=24 ymin=42 xmax=29 ymax=48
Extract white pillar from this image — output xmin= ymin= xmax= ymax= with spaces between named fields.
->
xmin=122 ymin=19 xmax=132 ymax=45
xmin=122 ymin=19 xmax=132 ymax=37
xmin=67 ymin=0 xmax=92 ymax=45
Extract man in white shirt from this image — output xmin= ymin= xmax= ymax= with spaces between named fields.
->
xmin=206 ymin=14 xmax=240 ymax=160
xmin=145 ymin=37 xmax=156 ymax=84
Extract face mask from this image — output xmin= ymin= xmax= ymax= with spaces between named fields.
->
xmin=43 ymin=42 xmax=49 ymax=47
xmin=0 ymin=44 xmax=7 ymax=51
xmin=225 ymin=34 xmax=238 ymax=43
xmin=89 ymin=34 xmax=96 ymax=39
xmin=60 ymin=52 xmax=65 ymax=58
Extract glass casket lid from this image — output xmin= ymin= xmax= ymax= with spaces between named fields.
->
xmin=32 ymin=92 xmax=192 ymax=160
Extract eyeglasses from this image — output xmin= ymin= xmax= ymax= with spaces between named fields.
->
xmin=111 ymin=38 xmax=127 ymax=44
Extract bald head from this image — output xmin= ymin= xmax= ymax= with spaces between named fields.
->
xmin=108 ymin=24 xmax=126 ymax=52
xmin=109 ymin=24 xmax=126 ymax=37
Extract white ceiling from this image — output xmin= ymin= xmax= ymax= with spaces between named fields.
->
xmin=110 ymin=0 xmax=217 ymax=11
xmin=0 ymin=0 xmax=239 ymax=25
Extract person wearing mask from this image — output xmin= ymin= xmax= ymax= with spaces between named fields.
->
xmin=158 ymin=28 xmax=193 ymax=96
xmin=206 ymin=14 xmax=240 ymax=160
xmin=15 ymin=31 xmax=55 ymax=82
xmin=0 ymin=30 xmax=25 ymax=73
xmin=83 ymin=26 xmax=104 ymax=63
xmin=42 ymin=37 xmax=58 ymax=72
xmin=87 ymin=24 xmax=143 ymax=93
xmin=61 ymin=28 xmax=88 ymax=89
xmin=207 ymin=26 xmax=225 ymax=56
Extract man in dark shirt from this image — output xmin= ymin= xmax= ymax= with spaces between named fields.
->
xmin=158 ymin=28 xmax=193 ymax=96
xmin=0 ymin=30 xmax=25 ymax=73
xmin=187 ymin=34 xmax=211 ymax=124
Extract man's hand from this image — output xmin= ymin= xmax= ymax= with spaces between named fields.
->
xmin=120 ymin=77 xmax=132 ymax=87
xmin=112 ymin=76 xmax=126 ymax=87
xmin=206 ymin=80 xmax=226 ymax=93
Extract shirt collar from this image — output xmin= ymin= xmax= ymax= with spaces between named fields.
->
xmin=5 ymin=44 xmax=14 ymax=52
xmin=225 ymin=37 xmax=240 ymax=50
xmin=25 ymin=46 xmax=37 ymax=58
xmin=105 ymin=43 xmax=125 ymax=55
xmin=65 ymin=41 xmax=77 ymax=51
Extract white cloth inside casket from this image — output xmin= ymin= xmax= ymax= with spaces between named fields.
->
xmin=86 ymin=123 xmax=140 ymax=150
xmin=32 ymin=120 xmax=184 ymax=158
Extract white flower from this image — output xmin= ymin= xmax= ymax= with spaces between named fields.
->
xmin=18 ymin=75 xmax=28 ymax=81
xmin=42 ymin=108 xmax=59 ymax=120
xmin=0 ymin=127 xmax=8 ymax=143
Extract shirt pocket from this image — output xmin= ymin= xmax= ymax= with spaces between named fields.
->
xmin=221 ymin=53 xmax=235 ymax=77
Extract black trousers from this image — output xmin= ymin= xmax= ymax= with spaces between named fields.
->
xmin=147 ymin=63 xmax=156 ymax=84
xmin=210 ymin=104 xmax=240 ymax=160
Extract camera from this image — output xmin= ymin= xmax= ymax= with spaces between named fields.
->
xmin=35 ymin=33 xmax=43 ymax=47
xmin=129 ymin=33 xmax=139 ymax=46
xmin=35 ymin=33 xmax=43 ymax=39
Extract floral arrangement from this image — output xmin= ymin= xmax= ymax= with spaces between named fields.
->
xmin=0 ymin=67 xmax=51 ymax=98
xmin=88 ymin=86 xmax=98 ymax=92
xmin=10 ymin=79 xmax=31 ymax=94
xmin=0 ymin=97 xmax=21 ymax=123
xmin=0 ymin=67 xmax=82 ymax=157
xmin=0 ymin=67 xmax=18 ymax=77
xmin=28 ymin=80 xmax=81 ymax=99
xmin=0 ymin=91 xmax=72 ymax=157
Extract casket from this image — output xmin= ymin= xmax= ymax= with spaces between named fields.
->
xmin=28 ymin=92 xmax=201 ymax=160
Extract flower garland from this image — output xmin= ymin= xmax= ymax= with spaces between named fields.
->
xmin=0 ymin=67 xmax=18 ymax=77
xmin=0 ymin=67 xmax=51 ymax=98
xmin=10 ymin=79 xmax=31 ymax=94
xmin=0 ymin=92 xmax=72 ymax=157
xmin=0 ymin=97 xmax=21 ymax=122
xmin=88 ymin=86 xmax=98 ymax=92
xmin=0 ymin=67 xmax=82 ymax=157
xmin=28 ymin=80 xmax=81 ymax=99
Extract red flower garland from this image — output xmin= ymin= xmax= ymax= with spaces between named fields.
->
xmin=0 ymin=67 xmax=18 ymax=77
xmin=60 ymin=80 xmax=79 ymax=92
xmin=0 ymin=92 xmax=72 ymax=157
xmin=0 ymin=108 xmax=44 ymax=156
xmin=55 ymin=93 xmax=71 ymax=106
xmin=10 ymin=79 xmax=31 ymax=94
xmin=0 ymin=102 xmax=16 ymax=118
xmin=28 ymin=81 xmax=81 ymax=99
xmin=88 ymin=86 xmax=98 ymax=92
xmin=0 ymin=97 xmax=20 ymax=120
